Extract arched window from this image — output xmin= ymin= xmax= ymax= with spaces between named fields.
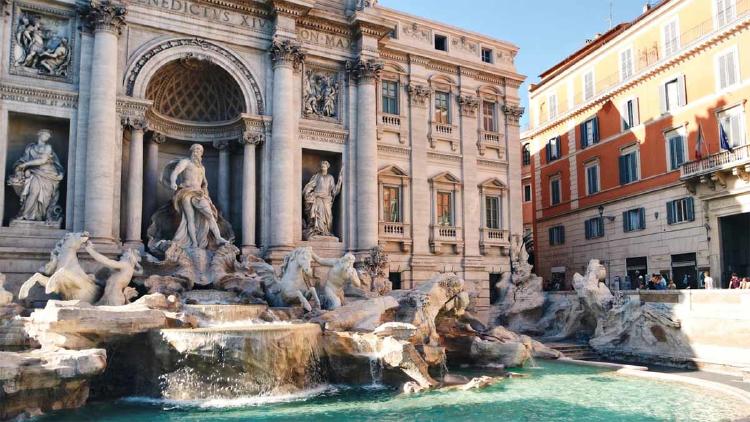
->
xmin=522 ymin=143 xmax=531 ymax=166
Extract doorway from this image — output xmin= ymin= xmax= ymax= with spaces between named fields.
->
xmin=720 ymin=212 xmax=750 ymax=288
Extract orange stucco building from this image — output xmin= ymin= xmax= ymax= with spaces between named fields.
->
xmin=524 ymin=0 xmax=750 ymax=289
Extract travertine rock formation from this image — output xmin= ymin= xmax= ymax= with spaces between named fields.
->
xmin=0 ymin=348 xmax=106 ymax=420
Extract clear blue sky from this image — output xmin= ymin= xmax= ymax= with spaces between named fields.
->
xmin=378 ymin=0 xmax=650 ymax=128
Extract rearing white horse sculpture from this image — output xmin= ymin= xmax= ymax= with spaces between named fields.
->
xmin=252 ymin=247 xmax=321 ymax=312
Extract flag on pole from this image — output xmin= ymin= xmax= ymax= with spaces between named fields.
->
xmin=720 ymin=123 xmax=733 ymax=152
xmin=695 ymin=124 xmax=705 ymax=160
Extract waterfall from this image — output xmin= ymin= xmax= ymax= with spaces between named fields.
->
xmin=368 ymin=357 xmax=383 ymax=387
xmin=153 ymin=323 xmax=325 ymax=400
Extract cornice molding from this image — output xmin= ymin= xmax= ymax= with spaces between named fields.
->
xmin=0 ymin=82 xmax=78 ymax=108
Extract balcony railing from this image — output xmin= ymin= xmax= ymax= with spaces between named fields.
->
xmin=482 ymin=131 xmax=501 ymax=143
xmin=381 ymin=114 xmax=401 ymax=127
xmin=681 ymin=144 xmax=750 ymax=179
xmin=379 ymin=221 xmax=409 ymax=237
xmin=434 ymin=123 xmax=453 ymax=135
xmin=431 ymin=224 xmax=462 ymax=240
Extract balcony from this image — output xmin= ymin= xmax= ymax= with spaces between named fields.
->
xmin=376 ymin=113 xmax=407 ymax=144
xmin=680 ymin=144 xmax=750 ymax=180
xmin=479 ymin=228 xmax=509 ymax=255
xmin=428 ymin=121 xmax=459 ymax=150
xmin=381 ymin=114 xmax=401 ymax=128
xmin=378 ymin=221 xmax=412 ymax=252
xmin=429 ymin=224 xmax=464 ymax=255
xmin=477 ymin=130 xmax=505 ymax=157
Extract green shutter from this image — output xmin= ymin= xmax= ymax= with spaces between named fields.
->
xmin=593 ymin=117 xmax=600 ymax=143
xmin=686 ymin=197 xmax=695 ymax=221
xmin=638 ymin=208 xmax=646 ymax=229
xmin=622 ymin=211 xmax=629 ymax=232
xmin=667 ymin=201 xmax=675 ymax=224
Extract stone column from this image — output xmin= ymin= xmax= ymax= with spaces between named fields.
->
xmin=80 ymin=1 xmax=127 ymax=241
xmin=214 ymin=139 xmax=231 ymax=216
xmin=143 ymin=132 xmax=165 ymax=232
xmin=407 ymin=82 xmax=432 ymax=257
xmin=268 ymin=39 xmax=304 ymax=250
xmin=503 ymin=104 xmax=525 ymax=238
xmin=348 ymin=58 xmax=383 ymax=251
xmin=239 ymin=131 xmax=264 ymax=252
xmin=123 ymin=116 xmax=147 ymax=248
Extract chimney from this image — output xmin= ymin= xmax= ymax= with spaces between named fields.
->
xmin=642 ymin=2 xmax=652 ymax=13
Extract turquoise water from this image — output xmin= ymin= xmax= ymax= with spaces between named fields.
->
xmin=41 ymin=361 xmax=749 ymax=421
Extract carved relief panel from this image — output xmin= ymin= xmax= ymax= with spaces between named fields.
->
xmin=9 ymin=2 xmax=76 ymax=82
xmin=302 ymin=67 xmax=341 ymax=122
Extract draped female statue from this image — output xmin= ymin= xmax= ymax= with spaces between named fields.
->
xmin=302 ymin=161 xmax=342 ymax=239
xmin=7 ymin=129 xmax=64 ymax=224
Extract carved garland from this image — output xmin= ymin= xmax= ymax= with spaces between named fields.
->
xmin=125 ymin=38 xmax=265 ymax=115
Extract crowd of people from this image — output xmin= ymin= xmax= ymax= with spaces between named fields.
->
xmin=727 ymin=273 xmax=750 ymax=289
xmin=631 ymin=271 xmax=750 ymax=290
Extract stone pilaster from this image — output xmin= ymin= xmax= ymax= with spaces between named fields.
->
xmin=122 ymin=115 xmax=147 ymax=248
xmin=239 ymin=130 xmax=264 ymax=252
xmin=503 ymin=104 xmax=525 ymax=238
xmin=79 ymin=0 xmax=127 ymax=241
xmin=268 ymin=38 xmax=304 ymax=252
xmin=144 ymin=132 xmax=165 ymax=233
xmin=458 ymin=93 xmax=480 ymax=257
xmin=213 ymin=139 xmax=231 ymax=216
xmin=347 ymin=58 xmax=383 ymax=251
xmin=407 ymin=81 xmax=431 ymax=257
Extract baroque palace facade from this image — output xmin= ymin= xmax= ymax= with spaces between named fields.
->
xmin=0 ymin=0 xmax=524 ymax=319
xmin=524 ymin=0 xmax=750 ymax=289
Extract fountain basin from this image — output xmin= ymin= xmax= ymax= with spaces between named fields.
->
xmin=149 ymin=323 xmax=323 ymax=400
xmin=183 ymin=304 xmax=268 ymax=325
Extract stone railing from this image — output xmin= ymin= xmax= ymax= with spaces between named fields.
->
xmin=680 ymin=144 xmax=750 ymax=179
xmin=481 ymin=131 xmax=501 ymax=143
xmin=434 ymin=122 xmax=454 ymax=135
xmin=381 ymin=114 xmax=401 ymax=127
xmin=378 ymin=221 xmax=412 ymax=252
xmin=429 ymin=224 xmax=464 ymax=255
xmin=479 ymin=227 xmax=509 ymax=254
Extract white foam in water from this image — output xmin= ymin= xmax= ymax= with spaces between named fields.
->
xmin=121 ymin=385 xmax=338 ymax=409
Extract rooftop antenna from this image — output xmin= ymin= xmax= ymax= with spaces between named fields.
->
xmin=608 ymin=0 xmax=614 ymax=29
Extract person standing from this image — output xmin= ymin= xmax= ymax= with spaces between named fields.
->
xmin=729 ymin=273 xmax=741 ymax=289
xmin=703 ymin=271 xmax=714 ymax=290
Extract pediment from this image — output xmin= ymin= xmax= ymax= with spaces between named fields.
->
xmin=430 ymin=171 xmax=461 ymax=185
xmin=378 ymin=164 xmax=409 ymax=177
xmin=478 ymin=177 xmax=507 ymax=190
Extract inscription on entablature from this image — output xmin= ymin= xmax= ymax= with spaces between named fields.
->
xmin=297 ymin=28 xmax=351 ymax=50
xmin=133 ymin=0 xmax=271 ymax=30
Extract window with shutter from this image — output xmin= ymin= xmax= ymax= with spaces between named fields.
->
xmin=717 ymin=49 xmax=738 ymax=90
xmin=583 ymin=71 xmax=594 ymax=100
xmin=663 ymin=20 xmax=680 ymax=56
xmin=585 ymin=163 xmax=599 ymax=195
xmin=623 ymin=208 xmax=645 ymax=232
xmin=623 ymin=98 xmax=638 ymax=130
xmin=619 ymin=147 xmax=639 ymax=184
xmin=620 ymin=49 xmax=634 ymax=80
xmin=667 ymin=201 xmax=676 ymax=225
xmin=718 ymin=106 xmax=746 ymax=148
xmin=665 ymin=79 xmax=679 ymax=112
xmin=666 ymin=128 xmax=686 ymax=170
xmin=716 ymin=0 xmax=737 ymax=27
xmin=667 ymin=198 xmax=696 ymax=224
xmin=550 ymin=178 xmax=561 ymax=205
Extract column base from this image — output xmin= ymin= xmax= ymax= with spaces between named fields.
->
xmin=123 ymin=240 xmax=145 ymax=253
xmin=264 ymin=245 xmax=296 ymax=265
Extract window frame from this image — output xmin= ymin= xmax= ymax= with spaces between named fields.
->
xmin=715 ymin=46 xmax=740 ymax=91
xmin=482 ymin=101 xmax=497 ymax=132
xmin=584 ymin=160 xmax=600 ymax=196
xmin=381 ymin=79 xmax=400 ymax=115
xmin=382 ymin=184 xmax=402 ymax=223
xmin=434 ymin=90 xmax=451 ymax=124
xmin=484 ymin=195 xmax=501 ymax=229
xmin=619 ymin=144 xmax=640 ymax=185
xmin=623 ymin=207 xmax=646 ymax=232
xmin=621 ymin=97 xmax=640 ymax=131
xmin=549 ymin=175 xmax=562 ymax=206
xmin=584 ymin=216 xmax=605 ymax=240
xmin=434 ymin=34 xmax=448 ymax=52
xmin=662 ymin=18 xmax=681 ymax=57
xmin=522 ymin=143 xmax=531 ymax=166
xmin=546 ymin=136 xmax=562 ymax=162
xmin=666 ymin=197 xmax=695 ymax=225
xmin=664 ymin=126 xmax=687 ymax=171
xmin=620 ymin=47 xmax=634 ymax=81
xmin=436 ymin=190 xmax=454 ymax=226
xmin=716 ymin=104 xmax=747 ymax=149
xmin=523 ymin=183 xmax=532 ymax=203
xmin=548 ymin=93 xmax=558 ymax=120
xmin=580 ymin=116 xmax=599 ymax=149
xmin=714 ymin=0 xmax=737 ymax=28
xmin=583 ymin=69 xmax=595 ymax=101
xmin=481 ymin=47 xmax=493 ymax=64
xmin=549 ymin=225 xmax=565 ymax=246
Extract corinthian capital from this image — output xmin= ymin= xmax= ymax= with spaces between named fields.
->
xmin=240 ymin=130 xmax=265 ymax=146
xmin=502 ymin=104 xmax=525 ymax=126
xmin=80 ymin=0 xmax=127 ymax=35
xmin=121 ymin=115 xmax=148 ymax=131
xmin=346 ymin=58 xmax=383 ymax=83
xmin=269 ymin=38 xmax=304 ymax=71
